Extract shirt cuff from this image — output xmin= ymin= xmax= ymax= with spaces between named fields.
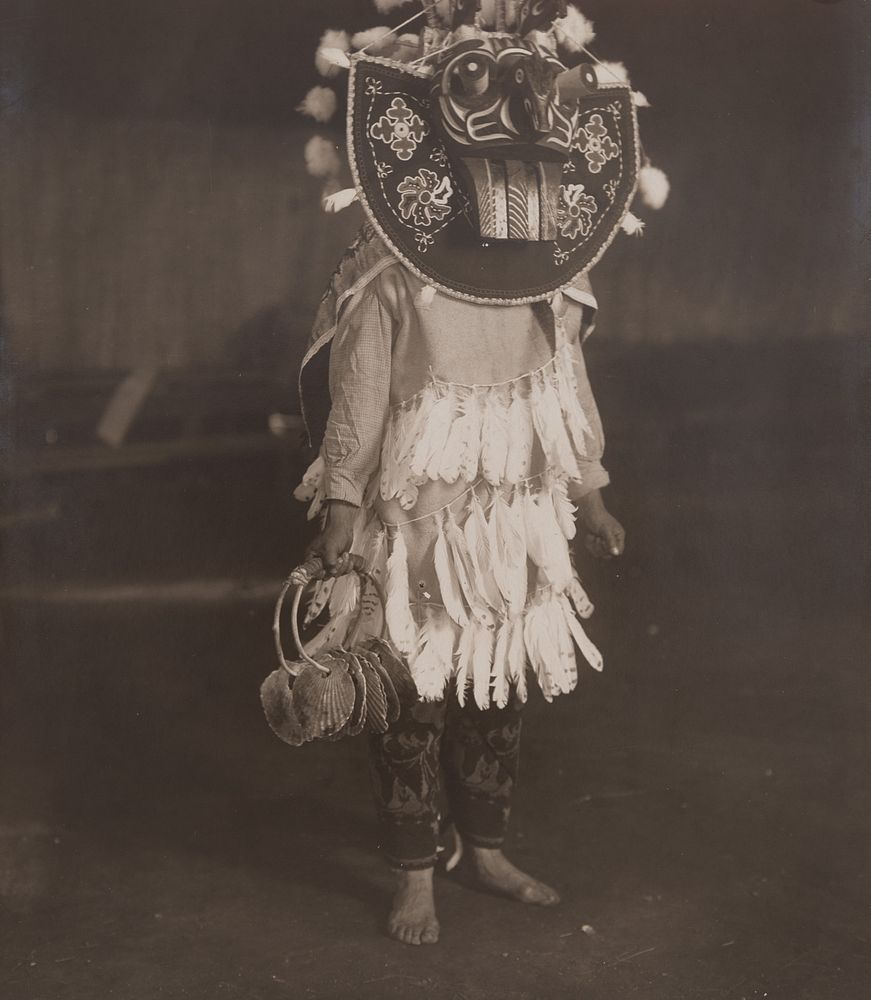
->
xmin=567 ymin=463 xmax=610 ymax=500
xmin=322 ymin=467 xmax=366 ymax=507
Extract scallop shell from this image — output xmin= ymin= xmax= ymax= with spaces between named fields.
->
xmin=360 ymin=637 xmax=417 ymax=710
xmin=343 ymin=653 xmax=369 ymax=737
xmin=358 ymin=655 xmax=390 ymax=734
xmin=292 ymin=655 xmax=355 ymax=741
xmin=259 ymin=669 xmax=305 ymax=747
xmin=359 ymin=647 xmax=399 ymax=724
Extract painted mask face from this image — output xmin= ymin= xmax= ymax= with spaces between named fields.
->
xmin=430 ymin=37 xmax=578 ymax=241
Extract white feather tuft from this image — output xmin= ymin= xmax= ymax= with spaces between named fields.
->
xmin=297 ymin=86 xmax=337 ymax=123
xmin=315 ymin=30 xmax=351 ymax=76
xmin=505 ymin=387 xmax=533 ymax=484
xmin=455 ymin=624 xmax=475 ymax=706
xmin=639 ymin=165 xmax=670 ymax=211
xmin=621 ymin=212 xmax=646 ymax=236
xmin=550 ymin=478 xmax=578 ymax=540
xmin=303 ymin=610 xmax=353 ymax=657
xmin=481 ymin=389 xmax=510 ymax=486
xmin=322 ymin=187 xmax=358 ymax=213
xmin=632 ymin=90 xmax=651 ymax=108
xmin=351 ymin=27 xmax=394 ymax=53
xmin=410 ymin=390 xmax=456 ymax=481
xmin=491 ymin=620 xmax=512 ymax=709
xmin=445 ymin=507 xmax=494 ymax=629
xmin=434 ymin=514 xmax=469 ymax=628
xmin=568 ymin=574 xmax=594 ymax=619
xmin=458 ymin=391 xmax=482 ymax=483
xmin=559 ymin=594 xmax=604 ymax=672
xmin=555 ymin=349 xmax=592 ymax=458
xmin=508 ymin=616 xmax=528 ymax=703
xmin=472 ymin=621 xmax=494 ymax=709
xmin=304 ymin=577 xmax=334 ymax=625
xmin=304 ymin=136 xmax=342 ymax=179
xmin=464 ymin=493 xmax=505 ymax=614
xmin=593 ymin=60 xmax=629 ymax=85
xmin=523 ymin=599 xmax=556 ymax=703
xmin=329 ymin=573 xmax=360 ymax=618
xmin=385 ymin=528 xmax=418 ymax=655
xmin=373 ymin=0 xmax=415 ymax=11
xmin=393 ymin=32 xmax=421 ymax=61
xmin=534 ymin=489 xmax=574 ymax=593
xmin=553 ymin=6 xmax=596 ymax=52
xmin=416 ymin=284 xmax=437 ymax=309
xmin=488 ymin=491 xmax=528 ymax=616
xmin=292 ymin=454 xmax=324 ymax=502
xmin=531 ymin=373 xmax=581 ymax=480
xmin=410 ymin=607 xmax=456 ymax=701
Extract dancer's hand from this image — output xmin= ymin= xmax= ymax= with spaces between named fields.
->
xmin=574 ymin=489 xmax=625 ymax=560
xmin=307 ymin=500 xmax=358 ymax=576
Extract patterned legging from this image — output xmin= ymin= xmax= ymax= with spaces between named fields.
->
xmin=368 ymin=692 xmax=523 ymax=870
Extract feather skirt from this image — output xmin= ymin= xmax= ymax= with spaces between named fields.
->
xmin=294 ymin=348 xmax=604 ymax=706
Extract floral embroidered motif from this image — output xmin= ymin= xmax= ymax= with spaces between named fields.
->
xmin=370 ymin=98 xmax=428 ymax=161
xmin=398 ymin=168 xmax=453 ymax=227
xmin=574 ymin=113 xmax=619 ymax=174
xmin=603 ymin=178 xmax=618 ymax=201
xmin=365 ymin=78 xmax=384 ymax=96
xmin=430 ymin=147 xmax=449 ymax=167
xmin=376 ymin=160 xmax=394 ymax=179
xmin=557 ymin=184 xmax=598 ymax=239
xmin=553 ymin=246 xmax=570 ymax=265
xmin=415 ymin=231 xmax=435 ymax=252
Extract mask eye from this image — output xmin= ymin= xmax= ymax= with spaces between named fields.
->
xmin=451 ymin=54 xmax=491 ymax=97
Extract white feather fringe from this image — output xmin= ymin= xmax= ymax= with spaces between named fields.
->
xmin=410 ymin=607 xmax=456 ymax=701
xmin=385 ymin=529 xmax=418 ymax=655
xmin=322 ymin=188 xmax=358 ymax=213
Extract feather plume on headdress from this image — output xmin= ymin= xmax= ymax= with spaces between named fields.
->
xmin=297 ymin=86 xmax=337 ymax=123
xmin=315 ymin=29 xmax=351 ymax=77
xmin=593 ymin=60 xmax=629 ymax=85
xmin=373 ymin=0 xmax=415 ymax=11
xmin=620 ymin=212 xmax=646 ymax=236
xmin=304 ymin=136 xmax=342 ymax=179
xmin=351 ymin=27 xmax=395 ymax=53
xmin=639 ymin=165 xmax=670 ymax=210
xmin=553 ymin=6 xmax=596 ymax=52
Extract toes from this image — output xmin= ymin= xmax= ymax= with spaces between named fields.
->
xmin=519 ymin=881 xmax=560 ymax=905
xmin=421 ymin=921 xmax=440 ymax=945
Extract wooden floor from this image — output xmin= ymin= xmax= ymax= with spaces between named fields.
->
xmin=0 ymin=338 xmax=867 ymax=1000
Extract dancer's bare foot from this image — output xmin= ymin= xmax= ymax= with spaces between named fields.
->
xmin=471 ymin=847 xmax=561 ymax=906
xmin=387 ymin=868 xmax=440 ymax=946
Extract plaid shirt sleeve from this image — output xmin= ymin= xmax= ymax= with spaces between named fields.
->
xmin=564 ymin=303 xmax=610 ymax=500
xmin=322 ymin=290 xmax=393 ymax=507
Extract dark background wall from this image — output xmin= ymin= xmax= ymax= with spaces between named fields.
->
xmin=0 ymin=0 xmax=867 ymax=375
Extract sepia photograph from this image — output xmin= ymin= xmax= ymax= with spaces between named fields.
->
xmin=1 ymin=1 xmax=868 ymax=997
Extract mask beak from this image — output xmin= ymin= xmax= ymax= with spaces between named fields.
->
xmin=458 ymin=158 xmax=562 ymax=241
